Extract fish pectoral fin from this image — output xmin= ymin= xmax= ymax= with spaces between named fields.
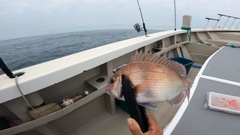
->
xmin=138 ymin=103 xmax=158 ymax=110
xmin=167 ymin=91 xmax=186 ymax=107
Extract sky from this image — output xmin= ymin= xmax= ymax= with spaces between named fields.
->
xmin=0 ymin=0 xmax=239 ymax=41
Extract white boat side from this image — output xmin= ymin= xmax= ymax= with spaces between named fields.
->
xmin=0 ymin=30 xmax=186 ymax=104
xmin=0 ymin=29 xmax=237 ymax=104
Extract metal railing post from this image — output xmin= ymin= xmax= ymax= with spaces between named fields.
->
xmin=236 ymin=21 xmax=240 ymax=29
xmin=222 ymin=16 xmax=230 ymax=29
xmin=214 ymin=15 xmax=222 ymax=29
xmin=204 ymin=17 xmax=219 ymax=29
xmin=229 ymin=17 xmax=236 ymax=29
xmin=206 ymin=14 xmax=240 ymax=29
xmin=204 ymin=19 xmax=209 ymax=29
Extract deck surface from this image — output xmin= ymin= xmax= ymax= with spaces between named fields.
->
xmin=171 ymin=46 xmax=240 ymax=135
xmin=202 ymin=47 xmax=240 ymax=82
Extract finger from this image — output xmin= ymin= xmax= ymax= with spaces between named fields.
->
xmin=127 ymin=118 xmax=144 ymax=135
xmin=147 ymin=115 xmax=159 ymax=127
xmin=147 ymin=115 xmax=163 ymax=134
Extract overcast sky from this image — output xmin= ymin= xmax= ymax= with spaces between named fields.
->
xmin=0 ymin=0 xmax=239 ymax=41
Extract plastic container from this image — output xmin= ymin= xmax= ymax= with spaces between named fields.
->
xmin=60 ymin=91 xmax=89 ymax=107
xmin=208 ymin=92 xmax=240 ymax=115
xmin=170 ymin=57 xmax=194 ymax=75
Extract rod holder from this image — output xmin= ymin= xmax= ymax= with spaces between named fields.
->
xmin=0 ymin=58 xmax=25 ymax=79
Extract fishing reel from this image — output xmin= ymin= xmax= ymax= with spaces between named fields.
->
xmin=133 ymin=23 xmax=147 ymax=37
xmin=133 ymin=23 xmax=142 ymax=32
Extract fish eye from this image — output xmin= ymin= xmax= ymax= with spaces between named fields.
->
xmin=110 ymin=77 xmax=115 ymax=84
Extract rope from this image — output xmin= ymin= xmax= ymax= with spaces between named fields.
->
xmin=225 ymin=44 xmax=240 ymax=48
xmin=15 ymin=76 xmax=43 ymax=116
xmin=181 ymin=27 xmax=191 ymax=41
xmin=180 ymin=28 xmax=201 ymax=68
xmin=187 ymin=30 xmax=191 ymax=41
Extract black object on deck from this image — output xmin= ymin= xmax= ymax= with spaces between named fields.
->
xmin=121 ymin=75 xmax=148 ymax=133
xmin=0 ymin=117 xmax=9 ymax=130
xmin=0 ymin=57 xmax=25 ymax=78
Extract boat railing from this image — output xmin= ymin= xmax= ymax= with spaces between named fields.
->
xmin=204 ymin=17 xmax=219 ymax=29
xmin=204 ymin=14 xmax=240 ymax=29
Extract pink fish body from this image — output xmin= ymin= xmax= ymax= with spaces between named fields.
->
xmin=106 ymin=51 xmax=191 ymax=108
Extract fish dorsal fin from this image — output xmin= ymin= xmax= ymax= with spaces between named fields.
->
xmin=131 ymin=51 xmax=186 ymax=76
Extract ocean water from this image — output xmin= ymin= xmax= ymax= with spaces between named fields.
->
xmin=0 ymin=29 xmax=159 ymax=75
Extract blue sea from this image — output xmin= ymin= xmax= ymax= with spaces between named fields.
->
xmin=0 ymin=30 xmax=159 ymax=75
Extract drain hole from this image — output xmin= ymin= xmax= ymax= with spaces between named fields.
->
xmin=96 ymin=77 xmax=105 ymax=83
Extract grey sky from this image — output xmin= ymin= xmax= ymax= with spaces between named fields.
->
xmin=0 ymin=0 xmax=239 ymax=41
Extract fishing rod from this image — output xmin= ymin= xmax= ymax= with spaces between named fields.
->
xmin=133 ymin=0 xmax=148 ymax=37
xmin=174 ymin=0 xmax=177 ymax=31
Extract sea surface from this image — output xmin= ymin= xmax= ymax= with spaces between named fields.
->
xmin=0 ymin=29 xmax=159 ymax=75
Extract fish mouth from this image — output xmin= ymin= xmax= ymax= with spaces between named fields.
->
xmin=105 ymin=90 xmax=123 ymax=98
xmin=106 ymin=89 xmax=110 ymax=92
xmin=105 ymin=91 xmax=113 ymax=96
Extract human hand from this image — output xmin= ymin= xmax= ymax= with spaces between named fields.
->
xmin=127 ymin=115 xmax=163 ymax=135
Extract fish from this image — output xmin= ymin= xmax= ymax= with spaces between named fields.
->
xmin=106 ymin=50 xmax=191 ymax=110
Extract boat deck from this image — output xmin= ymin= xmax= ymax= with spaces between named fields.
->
xmin=66 ymin=66 xmax=201 ymax=135
xmin=168 ymin=46 xmax=240 ymax=135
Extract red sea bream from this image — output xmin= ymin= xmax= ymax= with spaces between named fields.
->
xmin=106 ymin=51 xmax=191 ymax=109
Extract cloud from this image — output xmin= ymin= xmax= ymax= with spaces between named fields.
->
xmin=0 ymin=0 xmax=240 ymax=40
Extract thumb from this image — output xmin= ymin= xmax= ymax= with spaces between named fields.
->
xmin=127 ymin=118 xmax=144 ymax=135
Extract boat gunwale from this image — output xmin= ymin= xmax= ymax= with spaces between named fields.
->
xmin=0 ymin=29 xmax=239 ymax=104
xmin=0 ymin=30 xmax=187 ymax=104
